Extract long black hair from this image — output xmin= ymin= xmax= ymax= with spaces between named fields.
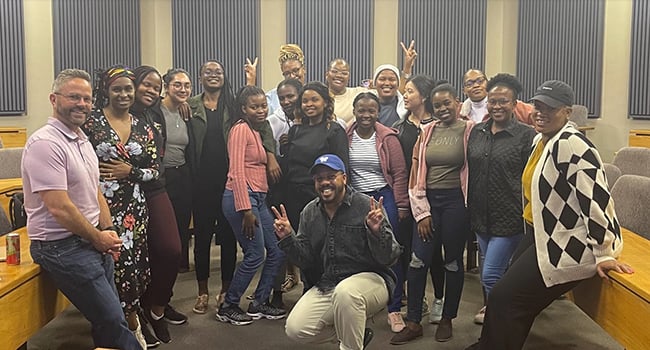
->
xmin=406 ymin=75 xmax=436 ymax=114
xmin=199 ymin=59 xmax=235 ymax=117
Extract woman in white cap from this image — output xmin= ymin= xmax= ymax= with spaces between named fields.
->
xmin=372 ymin=64 xmax=408 ymax=127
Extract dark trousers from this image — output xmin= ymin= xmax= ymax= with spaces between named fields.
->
xmin=192 ymin=173 xmax=237 ymax=284
xmin=406 ymin=188 xmax=468 ymax=322
xmin=165 ymin=165 xmax=193 ymax=270
xmin=283 ymin=182 xmax=320 ymax=292
xmin=479 ymin=228 xmax=581 ymax=350
xmin=142 ymin=191 xmax=181 ymax=307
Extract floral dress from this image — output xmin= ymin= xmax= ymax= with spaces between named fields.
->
xmin=81 ymin=110 xmax=159 ymax=314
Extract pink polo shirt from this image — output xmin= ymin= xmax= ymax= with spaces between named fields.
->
xmin=22 ymin=118 xmax=101 ymax=241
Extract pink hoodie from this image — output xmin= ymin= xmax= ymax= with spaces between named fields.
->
xmin=347 ymin=121 xmax=409 ymax=210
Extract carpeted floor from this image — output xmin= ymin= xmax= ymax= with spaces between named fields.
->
xmin=27 ymin=241 xmax=623 ymax=350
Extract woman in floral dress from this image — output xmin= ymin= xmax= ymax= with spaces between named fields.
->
xmin=81 ymin=66 xmax=159 ymax=345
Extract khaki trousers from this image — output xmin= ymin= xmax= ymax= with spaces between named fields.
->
xmin=285 ymin=272 xmax=388 ymax=350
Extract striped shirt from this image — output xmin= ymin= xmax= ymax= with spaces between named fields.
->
xmin=349 ymin=131 xmax=387 ymax=193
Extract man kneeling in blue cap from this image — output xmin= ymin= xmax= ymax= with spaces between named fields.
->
xmin=272 ymin=154 xmax=402 ymax=350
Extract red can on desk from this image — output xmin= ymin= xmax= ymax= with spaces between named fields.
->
xmin=6 ymin=232 xmax=20 ymax=265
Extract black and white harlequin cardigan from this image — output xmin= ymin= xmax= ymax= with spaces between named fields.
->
xmin=528 ymin=122 xmax=623 ymax=287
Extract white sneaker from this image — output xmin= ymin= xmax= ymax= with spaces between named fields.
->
xmin=387 ymin=312 xmax=406 ymax=333
xmin=133 ymin=315 xmax=147 ymax=350
xmin=428 ymin=298 xmax=444 ymax=324
xmin=474 ymin=306 xmax=486 ymax=324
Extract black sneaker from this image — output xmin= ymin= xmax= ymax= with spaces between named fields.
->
xmin=216 ymin=304 xmax=254 ymax=325
xmin=144 ymin=309 xmax=171 ymax=343
xmin=270 ymin=292 xmax=285 ymax=309
xmin=140 ymin=319 xmax=160 ymax=349
xmin=164 ymin=304 xmax=188 ymax=325
xmin=247 ymin=302 xmax=287 ymax=320
xmin=363 ymin=328 xmax=374 ymax=349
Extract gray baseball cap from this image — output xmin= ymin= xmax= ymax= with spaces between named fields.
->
xmin=530 ymin=80 xmax=574 ymax=108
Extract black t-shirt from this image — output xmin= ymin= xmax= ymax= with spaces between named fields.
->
xmin=200 ymin=103 xmax=228 ymax=181
xmin=393 ymin=116 xmax=435 ymax=171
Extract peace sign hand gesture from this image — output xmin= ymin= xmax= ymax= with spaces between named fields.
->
xmin=400 ymin=40 xmax=418 ymax=74
xmin=244 ymin=57 xmax=259 ymax=86
xmin=271 ymin=204 xmax=293 ymax=239
xmin=366 ymin=196 xmax=385 ymax=236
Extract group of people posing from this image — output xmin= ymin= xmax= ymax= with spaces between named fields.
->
xmin=22 ymin=41 xmax=632 ymax=350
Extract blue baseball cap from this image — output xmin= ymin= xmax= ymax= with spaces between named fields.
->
xmin=310 ymin=154 xmax=346 ymax=174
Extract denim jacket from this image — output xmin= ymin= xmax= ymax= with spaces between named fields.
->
xmin=278 ymin=188 xmax=402 ymax=298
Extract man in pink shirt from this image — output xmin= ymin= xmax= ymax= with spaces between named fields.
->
xmin=21 ymin=69 xmax=142 ymax=349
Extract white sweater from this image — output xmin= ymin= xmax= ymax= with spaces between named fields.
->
xmin=529 ymin=123 xmax=623 ymax=287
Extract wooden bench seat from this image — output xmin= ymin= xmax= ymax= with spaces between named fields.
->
xmin=570 ymin=227 xmax=650 ymax=350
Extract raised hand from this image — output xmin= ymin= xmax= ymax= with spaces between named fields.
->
xmin=271 ymin=204 xmax=293 ymax=239
xmin=400 ymin=40 xmax=418 ymax=74
xmin=244 ymin=57 xmax=259 ymax=86
xmin=366 ymin=196 xmax=385 ymax=236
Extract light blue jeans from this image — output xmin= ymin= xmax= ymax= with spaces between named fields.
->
xmin=476 ymin=232 xmax=523 ymax=297
xmin=222 ymin=189 xmax=284 ymax=306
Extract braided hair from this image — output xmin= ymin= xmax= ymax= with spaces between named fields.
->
xmin=199 ymin=60 xmax=235 ymax=117
xmin=278 ymin=44 xmax=304 ymax=65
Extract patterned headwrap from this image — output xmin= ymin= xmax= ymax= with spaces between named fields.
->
xmin=93 ymin=65 xmax=136 ymax=109
xmin=278 ymin=44 xmax=304 ymax=65
xmin=104 ymin=66 xmax=135 ymax=89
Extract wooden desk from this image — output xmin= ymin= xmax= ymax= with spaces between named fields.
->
xmin=0 ymin=127 xmax=27 ymax=148
xmin=577 ymin=125 xmax=595 ymax=134
xmin=0 ymin=228 xmax=70 ymax=350
xmin=0 ymin=178 xmax=22 ymax=217
xmin=570 ymin=228 xmax=650 ymax=350
xmin=629 ymin=129 xmax=650 ymax=148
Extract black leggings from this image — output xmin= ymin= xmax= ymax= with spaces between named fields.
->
xmin=479 ymin=229 xmax=581 ymax=349
xmin=192 ymin=176 xmax=237 ymax=284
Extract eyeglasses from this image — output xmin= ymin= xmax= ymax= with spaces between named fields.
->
xmin=54 ymin=92 xmax=92 ymax=105
xmin=170 ymin=82 xmax=192 ymax=90
xmin=202 ymin=70 xmax=224 ymax=77
xmin=464 ymin=77 xmax=486 ymax=88
xmin=282 ymin=66 xmax=303 ymax=78
xmin=312 ymin=172 xmax=342 ymax=183
xmin=487 ymin=99 xmax=512 ymax=106
xmin=329 ymin=69 xmax=350 ymax=77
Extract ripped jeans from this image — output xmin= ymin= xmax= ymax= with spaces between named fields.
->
xmin=406 ymin=188 xmax=468 ymax=323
